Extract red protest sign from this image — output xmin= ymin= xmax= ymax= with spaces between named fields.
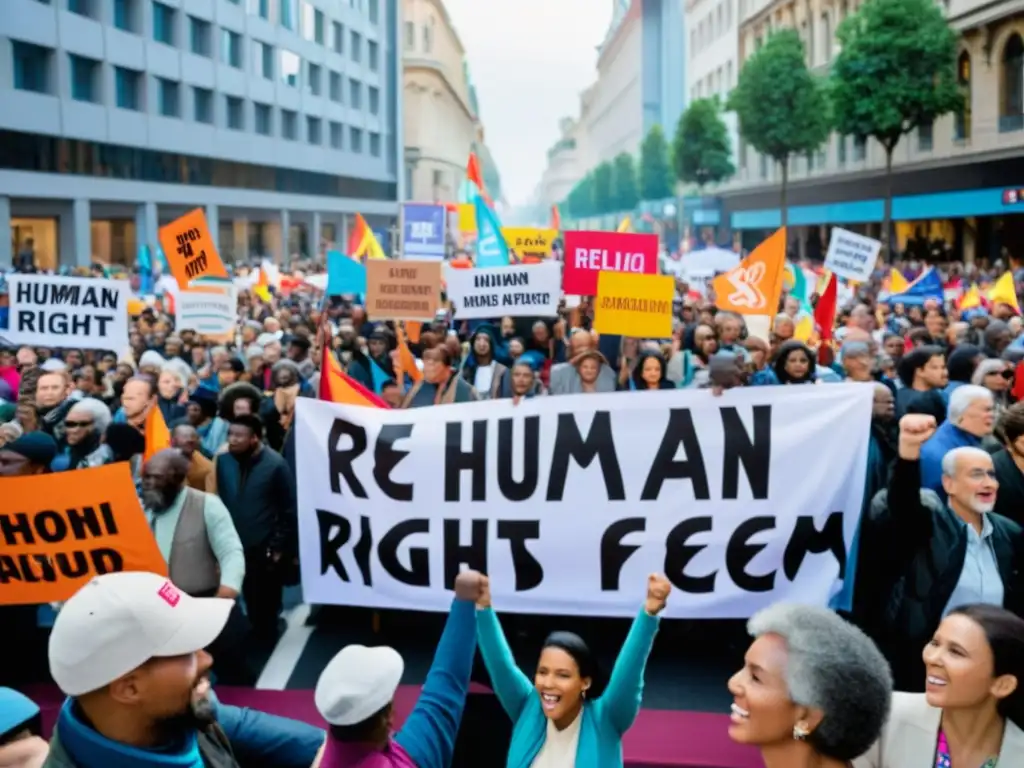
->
xmin=562 ymin=231 xmax=659 ymax=295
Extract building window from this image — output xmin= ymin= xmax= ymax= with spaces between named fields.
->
xmin=280 ymin=0 xmax=297 ymax=30
xmin=423 ymin=17 xmax=433 ymax=52
xmin=314 ymin=9 xmax=325 ymax=44
xmin=853 ymin=135 xmax=866 ymax=161
xmin=955 ymin=51 xmax=971 ymax=141
xmin=248 ymin=0 xmax=269 ymax=19
xmin=113 ymin=0 xmax=136 ymax=32
xmin=158 ymin=78 xmax=180 ymax=117
xmin=329 ymin=71 xmax=342 ymax=102
xmin=193 ymin=87 xmax=213 ymax=123
xmin=917 ymin=118 xmax=933 ymax=151
xmin=404 ymin=21 xmax=414 ymax=50
xmin=369 ymin=132 xmax=380 ymax=157
xmin=350 ymin=126 xmax=362 ymax=153
xmin=13 ymin=42 xmax=51 ymax=94
xmin=836 ymin=135 xmax=846 ymax=165
xmin=254 ymin=41 xmax=273 ymax=78
xmin=350 ymin=31 xmax=361 ymax=63
xmin=189 ymin=17 xmax=211 ymax=56
xmin=368 ymin=86 xmax=379 ymax=115
xmin=114 ymin=66 xmax=141 ymax=109
xmin=221 ymin=29 xmax=242 ymax=68
xmin=153 ymin=2 xmax=175 ymax=45
xmin=368 ymin=0 xmax=379 ymax=23
xmin=368 ymin=40 xmax=378 ymax=71
xmin=280 ymin=49 xmax=300 ymax=86
xmin=281 ymin=109 xmax=298 ymax=139
xmin=307 ymin=116 xmax=322 ymax=145
xmin=68 ymin=0 xmax=95 ymax=18
xmin=1001 ymin=33 xmax=1024 ymax=132
xmin=254 ymin=103 xmax=272 ymax=135
xmin=69 ymin=54 xmax=98 ymax=102
xmin=329 ymin=121 xmax=343 ymax=148
xmin=225 ymin=95 xmax=244 ymax=129
xmin=349 ymin=78 xmax=361 ymax=109
xmin=331 ymin=22 xmax=344 ymax=53
xmin=820 ymin=14 xmax=831 ymax=64
xmin=308 ymin=63 xmax=321 ymax=95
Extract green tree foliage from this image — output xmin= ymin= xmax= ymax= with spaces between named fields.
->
xmin=611 ymin=152 xmax=640 ymax=212
xmin=830 ymin=0 xmax=961 ymax=255
xmin=592 ymin=161 xmax=615 ymax=214
xmin=728 ymin=29 xmax=830 ymax=226
xmin=639 ymin=125 xmax=676 ymax=201
xmin=673 ymin=97 xmax=735 ymax=191
xmin=565 ymin=173 xmax=595 ymax=218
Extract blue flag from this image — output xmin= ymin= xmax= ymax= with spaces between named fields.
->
xmin=370 ymin=359 xmax=391 ymax=394
xmin=326 ymin=250 xmax=367 ymax=296
xmin=886 ymin=267 xmax=944 ymax=306
xmin=474 ymin=195 xmax=510 ymax=268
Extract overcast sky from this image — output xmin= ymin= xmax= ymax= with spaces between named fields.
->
xmin=444 ymin=0 xmax=613 ymax=207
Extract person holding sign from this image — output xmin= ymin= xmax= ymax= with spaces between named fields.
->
xmin=475 ymin=574 xmax=671 ymax=768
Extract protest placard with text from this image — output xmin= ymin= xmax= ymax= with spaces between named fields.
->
xmin=562 ymin=231 xmax=658 ymax=295
xmin=1 ymin=463 xmax=167 ymax=606
xmin=445 ymin=261 xmax=561 ymax=319
xmin=824 ymin=228 xmax=882 ymax=284
xmin=502 ymin=228 xmax=556 ymax=262
xmin=593 ymin=271 xmax=675 ymax=338
xmin=3 ymin=274 xmax=130 ymax=350
xmin=158 ymin=208 xmax=229 ymax=290
xmin=364 ymin=259 xmax=442 ymax=321
xmin=175 ymin=282 xmax=237 ymax=342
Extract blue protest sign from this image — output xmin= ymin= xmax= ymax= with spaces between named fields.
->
xmin=402 ymin=204 xmax=447 ymax=260
xmin=326 ymin=250 xmax=367 ymax=296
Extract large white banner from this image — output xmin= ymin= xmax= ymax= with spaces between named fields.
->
xmin=445 ymin=261 xmax=561 ymax=320
xmin=4 ymin=274 xmax=130 ymax=351
xmin=296 ymin=385 xmax=873 ymax=618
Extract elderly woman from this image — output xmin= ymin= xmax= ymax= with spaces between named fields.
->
xmin=855 ymin=604 xmax=1024 ymax=766
xmin=52 ymin=397 xmax=114 ymax=471
xmin=972 ymin=357 xmax=1014 ymax=436
xmin=728 ymin=603 xmax=892 ymax=768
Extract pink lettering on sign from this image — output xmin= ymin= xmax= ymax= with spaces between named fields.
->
xmin=157 ymin=581 xmax=182 ymax=607
xmin=562 ymin=231 xmax=659 ymax=296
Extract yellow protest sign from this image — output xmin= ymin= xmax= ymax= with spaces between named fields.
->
xmin=457 ymin=204 xmax=476 ymax=233
xmin=502 ymin=228 xmax=556 ymax=262
xmin=593 ymin=271 xmax=674 ymax=338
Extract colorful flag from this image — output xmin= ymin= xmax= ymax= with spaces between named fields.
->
xmin=318 ymin=343 xmax=388 ymax=407
xmin=347 ymin=213 xmax=387 ymax=261
xmin=713 ymin=228 xmax=786 ymax=316
xmin=143 ymin=405 xmax=171 ymax=462
xmin=551 ymin=205 xmax=562 ymax=232
xmin=617 ymin=217 xmax=632 ymax=233
xmin=959 ymin=284 xmax=982 ymax=310
xmin=394 ymin=324 xmax=423 ymax=390
xmin=987 ymin=271 xmax=1020 ymax=314
xmin=474 ymin=195 xmax=511 ymax=268
xmin=814 ymin=272 xmax=838 ymax=364
xmin=888 ymin=268 xmax=909 ymax=294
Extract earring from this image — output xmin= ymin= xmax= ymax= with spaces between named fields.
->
xmin=793 ymin=724 xmax=809 ymax=741
xmin=581 ymin=689 xmax=588 ymax=700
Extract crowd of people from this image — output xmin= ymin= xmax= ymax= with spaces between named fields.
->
xmin=4 ymin=249 xmax=1024 ymax=767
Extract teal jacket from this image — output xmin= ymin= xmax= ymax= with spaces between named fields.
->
xmin=477 ymin=607 xmax=659 ymax=768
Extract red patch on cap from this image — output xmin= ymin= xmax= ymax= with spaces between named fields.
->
xmin=157 ymin=581 xmax=181 ymax=607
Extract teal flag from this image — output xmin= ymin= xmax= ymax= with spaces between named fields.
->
xmin=474 ymin=195 xmax=510 ymax=268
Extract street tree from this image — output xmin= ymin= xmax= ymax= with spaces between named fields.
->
xmin=565 ymin=174 xmax=594 ymax=219
xmin=611 ymin=152 xmax=640 ymax=211
xmin=831 ymin=0 xmax=961 ymax=255
xmin=673 ymin=97 xmax=735 ymax=192
xmin=728 ymin=29 xmax=830 ymax=227
xmin=592 ymin=161 xmax=615 ymax=214
xmin=639 ymin=125 xmax=675 ymax=201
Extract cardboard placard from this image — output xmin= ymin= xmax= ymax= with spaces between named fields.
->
xmin=364 ymin=260 xmax=443 ymax=321
xmin=158 ymin=208 xmax=229 ymax=290
xmin=593 ymin=271 xmax=675 ymax=338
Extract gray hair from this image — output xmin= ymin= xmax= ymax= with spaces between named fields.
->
xmin=67 ymin=397 xmax=112 ymax=435
xmin=948 ymin=384 xmax=993 ymax=423
xmin=747 ymin=603 xmax=892 ymax=761
xmin=162 ymin=358 xmax=191 ymax=389
xmin=941 ymin=445 xmax=993 ymax=478
xmin=971 ymin=358 xmax=1007 ymax=386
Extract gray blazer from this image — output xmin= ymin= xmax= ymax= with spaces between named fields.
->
xmin=854 ymin=692 xmax=1024 ymax=767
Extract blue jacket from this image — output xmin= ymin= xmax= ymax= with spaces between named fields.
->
xmin=217 ymin=704 xmax=324 ymax=768
xmin=478 ymin=607 xmax=659 ymax=768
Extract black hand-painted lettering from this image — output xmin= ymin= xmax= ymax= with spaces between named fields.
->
xmin=497 ymin=520 xmax=542 ymax=591
xmin=443 ymin=519 xmax=488 ymax=589
xmin=546 ymin=412 xmax=625 ymax=501
xmin=641 ymin=409 xmax=710 ymax=501
xmin=784 ymin=513 xmax=846 ymax=580
xmin=497 ymin=416 xmax=539 ymax=501
xmin=378 ymin=519 xmax=430 ymax=586
xmin=317 ymin=509 xmax=352 ymax=580
xmin=600 ymin=518 xmax=646 ymax=590
xmin=665 ymin=516 xmax=716 ymax=593
xmin=444 ymin=420 xmax=487 ymax=502
xmin=328 ymin=418 xmax=368 ymax=497
xmin=374 ymin=424 xmax=414 ymax=501
xmin=720 ymin=405 xmax=772 ymax=500
xmin=725 ymin=516 xmax=776 ymax=592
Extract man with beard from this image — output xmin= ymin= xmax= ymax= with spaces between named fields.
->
xmin=142 ymin=449 xmax=245 ymax=600
xmin=43 ymin=571 xmax=242 ymax=768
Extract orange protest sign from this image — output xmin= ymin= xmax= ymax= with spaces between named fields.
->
xmin=712 ymin=227 xmax=787 ymax=316
xmin=1 ymin=463 xmax=167 ymax=606
xmin=158 ymin=208 xmax=229 ymax=290
xmin=364 ymin=260 xmax=442 ymax=321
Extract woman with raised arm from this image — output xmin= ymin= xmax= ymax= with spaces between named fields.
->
xmin=475 ymin=574 xmax=670 ymax=768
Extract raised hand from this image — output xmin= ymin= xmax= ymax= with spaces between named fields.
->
xmin=898 ymin=414 xmax=937 ymax=459
xmin=475 ymin=574 xmax=491 ymax=610
xmin=454 ymin=569 xmax=484 ymax=603
xmin=645 ymin=573 xmax=672 ymax=616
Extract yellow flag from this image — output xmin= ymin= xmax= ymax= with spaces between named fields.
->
xmin=960 ymin=284 xmax=981 ymax=310
xmin=793 ymin=314 xmax=814 ymax=342
xmin=889 ymin=268 xmax=909 ymax=294
xmin=987 ymin=271 xmax=1020 ymax=314
xmin=617 ymin=217 xmax=632 ymax=233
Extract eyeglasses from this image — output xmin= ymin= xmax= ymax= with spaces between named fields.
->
xmin=64 ymin=420 xmax=94 ymax=429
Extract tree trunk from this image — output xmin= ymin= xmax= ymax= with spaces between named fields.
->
xmin=883 ymin=146 xmax=894 ymax=262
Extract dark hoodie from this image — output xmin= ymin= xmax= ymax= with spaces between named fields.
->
xmin=461 ymin=324 xmax=511 ymax=399
xmin=773 ymin=340 xmax=817 ymax=385
xmin=629 ymin=350 xmax=676 ymax=391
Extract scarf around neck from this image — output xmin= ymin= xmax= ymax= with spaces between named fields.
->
xmin=274 ymin=384 xmax=300 ymax=430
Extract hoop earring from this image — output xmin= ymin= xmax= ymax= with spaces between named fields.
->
xmin=793 ymin=724 xmax=809 ymax=741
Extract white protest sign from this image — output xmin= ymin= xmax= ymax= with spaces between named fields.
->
xmin=296 ymin=385 xmax=873 ymax=619
xmin=824 ymin=228 xmax=882 ymax=283
xmin=445 ymin=261 xmax=561 ymax=320
xmin=175 ymin=284 xmax=237 ymax=341
xmin=4 ymin=274 xmax=130 ymax=351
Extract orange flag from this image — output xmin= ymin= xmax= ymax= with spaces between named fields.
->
xmin=318 ymin=343 xmax=387 ymax=407
xmin=712 ymin=228 xmax=787 ymax=316
xmin=466 ymin=152 xmax=493 ymax=207
xmin=143 ymin=405 xmax=171 ymax=462
xmin=551 ymin=205 xmax=562 ymax=232
xmin=404 ymin=321 xmax=422 ymax=344
xmin=394 ymin=324 xmax=423 ymax=389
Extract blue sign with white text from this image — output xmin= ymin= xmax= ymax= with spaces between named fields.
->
xmin=402 ymin=204 xmax=447 ymax=260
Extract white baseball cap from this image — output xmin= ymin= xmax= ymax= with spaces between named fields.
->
xmin=48 ymin=571 xmax=234 ymax=696
xmin=314 ymin=645 xmax=404 ymax=726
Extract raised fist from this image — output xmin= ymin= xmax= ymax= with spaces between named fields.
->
xmin=898 ymin=414 xmax=937 ymax=460
xmin=454 ymin=570 xmax=484 ymax=602
xmin=645 ymin=573 xmax=672 ymax=616
xmin=475 ymin=574 xmax=491 ymax=610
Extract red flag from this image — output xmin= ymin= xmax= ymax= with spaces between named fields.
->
xmin=319 ymin=342 xmax=388 ymax=408
xmin=551 ymin=205 xmax=562 ymax=232
xmin=814 ymin=273 xmax=838 ymax=365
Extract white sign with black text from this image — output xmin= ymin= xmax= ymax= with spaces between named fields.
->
xmin=445 ymin=261 xmax=561 ymax=320
xmin=824 ymin=228 xmax=882 ymax=283
xmin=4 ymin=274 xmax=131 ymax=351
xmin=295 ymin=385 xmax=873 ymax=619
